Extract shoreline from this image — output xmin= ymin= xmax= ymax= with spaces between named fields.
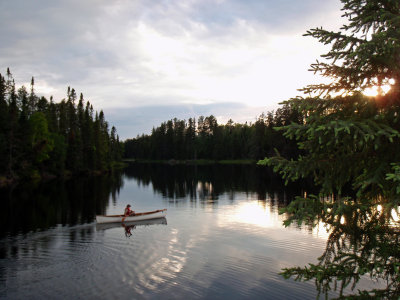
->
xmin=123 ymin=159 xmax=257 ymax=165
xmin=0 ymin=161 xmax=128 ymax=189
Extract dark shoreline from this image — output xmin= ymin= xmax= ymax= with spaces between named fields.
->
xmin=123 ymin=159 xmax=257 ymax=165
xmin=0 ymin=162 xmax=127 ymax=189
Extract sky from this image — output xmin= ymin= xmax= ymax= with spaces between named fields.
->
xmin=0 ymin=0 xmax=343 ymax=140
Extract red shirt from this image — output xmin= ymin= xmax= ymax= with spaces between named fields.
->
xmin=124 ymin=206 xmax=132 ymax=216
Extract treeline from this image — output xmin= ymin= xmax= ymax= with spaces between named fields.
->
xmin=124 ymin=104 xmax=302 ymax=161
xmin=0 ymin=69 xmax=123 ymax=184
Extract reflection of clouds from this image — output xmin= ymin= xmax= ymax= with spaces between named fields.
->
xmin=132 ymin=214 xmax=221 ymax=295
xmin=218 ymin=199 xmax=331 ymax=242
xmin=185 ymin=201 xmax=329 ymax=297
xmin=218 ymin=200 xmax=282 ymax=229
xmin=135 ymin=228 xmax=187 ymax=291
xmin=234 ymin=202 xmax=275 ymax=227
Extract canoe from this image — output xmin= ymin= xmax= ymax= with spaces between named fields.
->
xmin=96 ymin=209 xmax=167 ymax=224
xmin=96 ymin=217 xmax=167 ymax=231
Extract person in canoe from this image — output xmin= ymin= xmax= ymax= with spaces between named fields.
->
xmin=124 ymin=204 xmax=135 ymax=217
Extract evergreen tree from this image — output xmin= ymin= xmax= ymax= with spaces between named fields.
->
xmin=93 ymin=110 xmax=110 ymax=170
xmin=173 ymin=118 xmax=185 ymax=159
xmin=58 ymin=100 xmax=68 ymax=137
xmin=29 ymin=112 xmax=54 ymax=165
xmin=82 ymin=101 xmax=95 ymax=170
xmin=28 ymin=77 xmax=37 ymax=116
xmin=165 ymin=120 xmax=174 ymax=159
xmin=0 ymin=74 xmax=8 ymax=171
xmin=5 ymin=69 xmax=19 ymax=178
xmin=256 ymin=2 xmax=400 ymax=295
xmin=65 ymin=88 xmax=83 ymax=172
xmin=47 ymin=97 xmax=58 ymax=133
xmin=110 ymin=126 xmax=122 ymax=162
xmin=185 ymin=118 xmax=196 ymax=159
xmin=301 ymin=0 xmax=400 ymax=99
xmin=36 ymin=96 xmax=48 ymax=113
xmin=259 ymin=0 xmax=400 ymax=201
xmin=250 ymin=115 xmax=266 ymax=160
xmin=16 ymin=86 xmax=31 ymax=171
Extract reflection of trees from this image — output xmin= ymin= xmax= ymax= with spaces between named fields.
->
xmin=123 ymin=163 xmax=311 ymax=204
xmin=0 ymin=171 xmax=124 ymax=237
xmin=281 ymin=197 xmax=400 ymax=298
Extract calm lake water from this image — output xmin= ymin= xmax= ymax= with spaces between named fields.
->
xmin=0 ymin=164 xmax=386 ymax=299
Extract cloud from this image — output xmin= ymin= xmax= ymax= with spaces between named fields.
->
xmin=185 ymin=0 xmax=340 ymax=34
xmin=0 ymin=0 xmax=342 ymax=136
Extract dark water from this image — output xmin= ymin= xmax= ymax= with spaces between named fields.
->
xmin=0 ymin=164 xmax=389 ymax=299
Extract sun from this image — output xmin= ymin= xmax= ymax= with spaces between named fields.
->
xmin=363 ymin=79 xmax=395 ymax=97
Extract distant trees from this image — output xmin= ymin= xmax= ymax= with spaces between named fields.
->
xmin=123 ymin=105 xmax=302 ymax=161
xmin=0 ymin=69 xmax=123 ymax=184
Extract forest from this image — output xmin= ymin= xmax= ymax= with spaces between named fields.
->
xmin=0 ymin=69 xmax=123 ymax=186
xmin=123 ymin=106 xmax=301 ymax=162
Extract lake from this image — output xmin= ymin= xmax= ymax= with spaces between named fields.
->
xmin=0 ymin=164 xmax=389 ymax=299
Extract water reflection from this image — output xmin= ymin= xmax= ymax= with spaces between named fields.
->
xmin=281 ymin=197 xmax=400 ymax=298
xmin=222 ymin=201 xmax=281 ymax=229
xmin=5 ymin=164 xmax=395 ymax=299
xmin=0 ymin=164 xmax=304 ymax=238
xmin=124 ymin=163 xmax=310 ymax=204
xmin=0 ymin=171 xmax=123 ymax=238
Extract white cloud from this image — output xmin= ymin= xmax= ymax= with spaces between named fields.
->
xmin=0 ymin=0 xmax=343 ymax=137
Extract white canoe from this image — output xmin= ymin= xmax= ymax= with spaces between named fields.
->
xmin=96 ymin=217 xmax=167 ymax=231
xmin=96 ymin=209 xmax=167 ymax=224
